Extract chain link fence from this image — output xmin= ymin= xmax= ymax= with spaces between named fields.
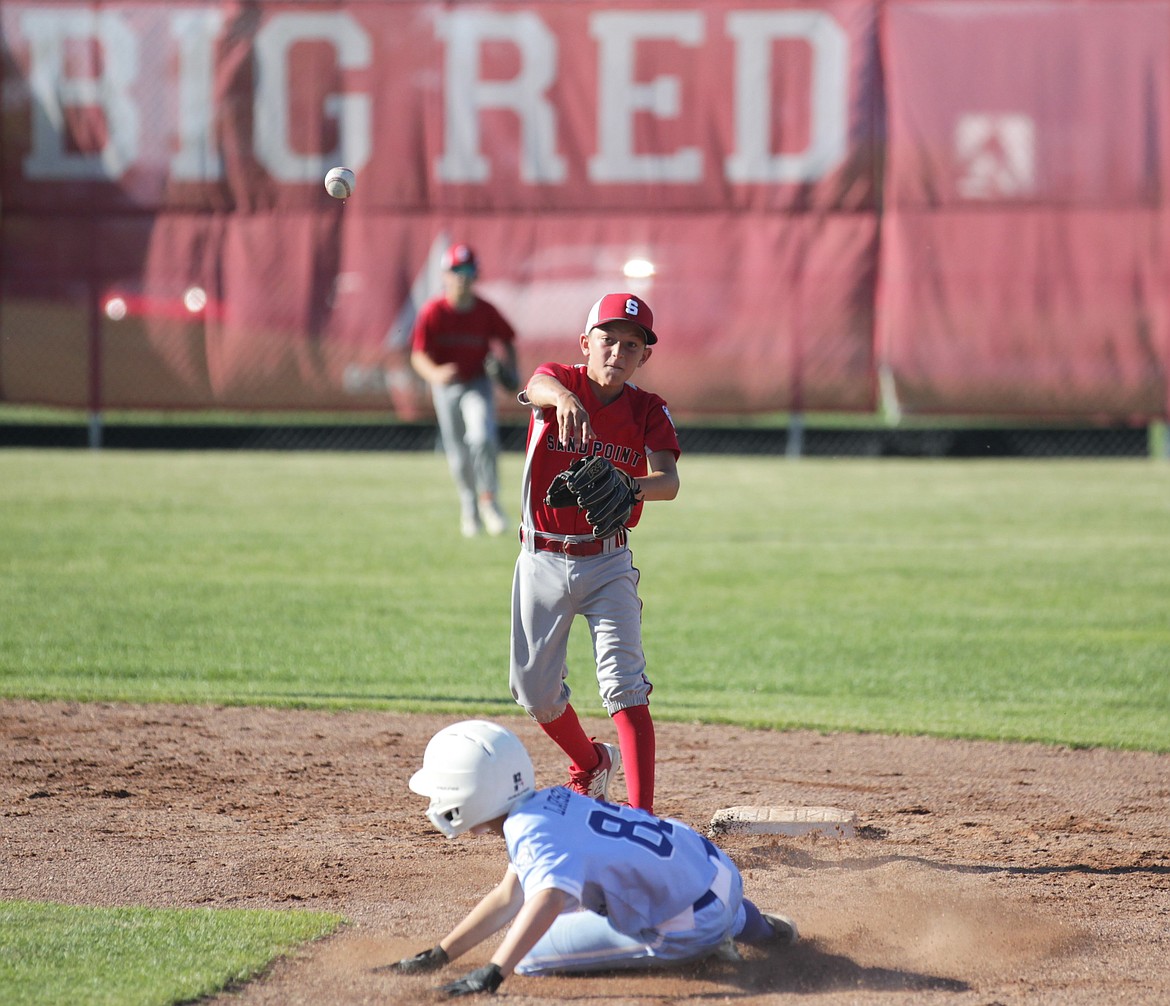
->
xmin=0 ymin=420 xmax=1154 ymax=457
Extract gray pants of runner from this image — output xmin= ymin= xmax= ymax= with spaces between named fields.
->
xmin=430 ymin=375 xmax=500 ymax=514
xmin=515 ymin=849 xmax=746 ymax=974
xmin=509 ymin=543 xmax=653 ymax=722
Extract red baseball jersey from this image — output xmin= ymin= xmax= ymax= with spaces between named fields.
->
xmin=411 ymin=295 xmax=515 ymax=382
xmin=520 ymin=362 xmax=681 ymax=536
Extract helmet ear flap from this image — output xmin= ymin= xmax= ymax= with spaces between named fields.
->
xmin=425 ymin=803 xmax=463 ymax=837
xmin=411 ymin=721 xmax=535 ymax=838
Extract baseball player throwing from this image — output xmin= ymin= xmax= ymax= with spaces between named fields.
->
xmin=380 ymin=720 xmax=797 ymax=996
xmin=509 ymin=293 xmax=680 ymax=813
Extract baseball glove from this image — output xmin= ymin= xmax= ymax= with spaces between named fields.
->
xmin=484 ymin=354 xmax=520 ymax=393
xmin=545 ymin=456 xmax=640 ymax=539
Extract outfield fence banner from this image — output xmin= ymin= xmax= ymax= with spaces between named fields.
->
xmin=0 ymin=0 xmax=1166 ymax=420
xmin=878 ymin=1 xmax=1170 ymax=419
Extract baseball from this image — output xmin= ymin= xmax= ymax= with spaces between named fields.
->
xmin=324 ymin=166 xmax=355 ymax=200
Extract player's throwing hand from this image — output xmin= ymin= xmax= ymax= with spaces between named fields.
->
xmin=551 ymin=390 xmax=595 ymax=446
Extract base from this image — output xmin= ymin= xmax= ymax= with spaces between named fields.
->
xmin=709 ymin=805 xmax=857 ymax=839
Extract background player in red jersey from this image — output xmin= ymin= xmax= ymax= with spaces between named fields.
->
xmin=411 ymin=243 xmax=518 ymax=538
xmin=509 ymin=293 xmax=680 ymax=813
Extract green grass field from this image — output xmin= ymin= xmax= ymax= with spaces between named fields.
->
xmin=2 ymin=448 xmax=1168 ymax=1004
xmin=0 ymin=902 xmax=342 ymax=1006
xmin=2 ymin=450 xmax=1167 ymax=748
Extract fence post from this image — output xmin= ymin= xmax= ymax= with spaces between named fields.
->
xmin=786 ymin=412 xmax=805 ymax=459
xmin=1151 ymin=420 xmax=1169 ymax=459
xmin=87 ymin=282 xmax=103 ymax=450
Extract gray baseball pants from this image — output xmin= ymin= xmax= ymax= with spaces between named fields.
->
xmin=431 ymin=375 xmax=499 ymax=510
xmin=509 ymin=543 xmax=652 ymax=722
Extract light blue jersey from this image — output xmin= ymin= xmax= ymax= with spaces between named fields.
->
xmin=504 ymin=787 xmax=746 ymax=974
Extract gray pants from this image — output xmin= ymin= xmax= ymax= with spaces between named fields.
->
xmin=509 ymin=544 xmax=653 ymax=722
xmin=431 ymin=376 xmax=500 ymax=511
xmin=515 ymin=848 xmax=744 ymax=974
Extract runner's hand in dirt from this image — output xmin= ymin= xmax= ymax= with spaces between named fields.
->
xmin=373 ymin=945 xmax=448 ymax=974
xmin=438 ymin=963 xmax=504 ymax=996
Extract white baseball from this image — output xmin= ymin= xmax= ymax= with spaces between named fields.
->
xmin=324 ymin=166 xmax=355 ymax=199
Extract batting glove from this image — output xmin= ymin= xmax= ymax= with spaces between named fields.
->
xmin=374 ymin=944 xmax=448 ymax=974
xmin=438 ymin=963 xmax=504 ymax=997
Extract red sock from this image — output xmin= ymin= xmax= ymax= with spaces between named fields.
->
xmin=538 ymin=704 xmax=600 ymax=771
xmin=613 ymin=705 xmax=655 ymax=813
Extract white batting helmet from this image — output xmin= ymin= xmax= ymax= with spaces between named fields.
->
xmin=409 ymin=720 xmax=535 ymax=838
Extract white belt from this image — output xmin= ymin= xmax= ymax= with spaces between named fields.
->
xmin=520 ymin=527 xmax=628 ymax=556
xmin=657 ymin=858 xmax=733 ymax=935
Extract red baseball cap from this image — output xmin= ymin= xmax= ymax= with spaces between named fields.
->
xmin=585 ymin=293 xmax=657 ymax=344
xmin=442 ymin=243 xmax=478 ymax=273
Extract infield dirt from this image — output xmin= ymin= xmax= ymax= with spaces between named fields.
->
xmin=3 ymin=700 xmax=1168 ymax=1005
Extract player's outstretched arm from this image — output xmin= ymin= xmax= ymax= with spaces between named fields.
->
xmin=440 ymin=886 xmax=572 ymax=997
xmin=381 ymin=868 xmax=522 ymax=976
xmin=525 ymin=373 xmax=596 ymax=446
xmin=487 ymin=885 xmax=572 ymax=975
xmin=439 ymin=868 xmax=525 ymax=962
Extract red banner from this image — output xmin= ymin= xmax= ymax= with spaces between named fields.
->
xmin=0 ymin=1 xmax=879 ymax=215
xmin=880 ymin=0 xmax=1170 ymax=418
xmin=0 ymin=0 xmax=1167 ymax=420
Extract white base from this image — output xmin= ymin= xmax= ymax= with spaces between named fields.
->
xmin=709 ymin=805 xmax=857 ymax=839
